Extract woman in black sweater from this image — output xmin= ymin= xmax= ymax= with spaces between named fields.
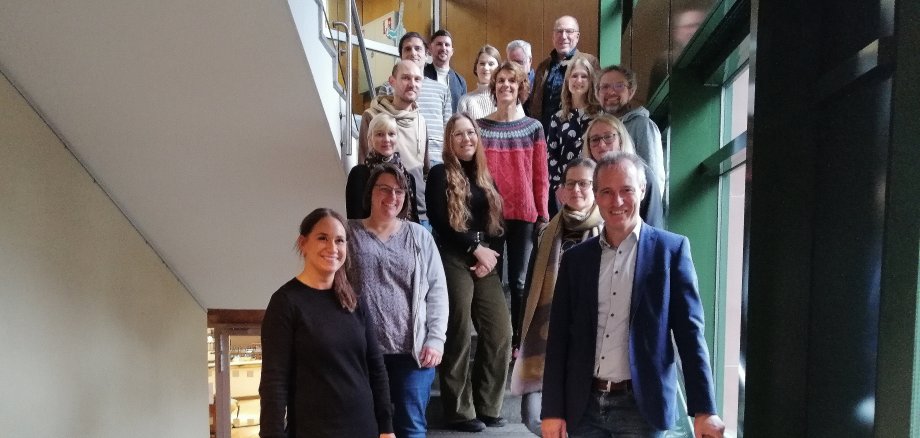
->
xmin=426 ymin=112 xmax=511 ymax=432
xmin=259 ymin=208 xmax=395 ymax=438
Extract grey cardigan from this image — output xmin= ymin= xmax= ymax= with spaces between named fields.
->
xmin=406 ymin=222 xmax=449 ymax=365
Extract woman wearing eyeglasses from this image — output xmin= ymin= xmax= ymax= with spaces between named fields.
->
xmin=347 ymin=163 xmax=448 ymax=438
xmin=427 ymin=112 xmax=510 ymax=433
xmin=582 ymin=114 xmax=663 ymax=227
xmin=346 ymin=113 xmax=420 ymax=222
xmin=545 ymin=55 xmax=603 ymax=218
xmin=511 ymin=157 xmax=604 ymax=436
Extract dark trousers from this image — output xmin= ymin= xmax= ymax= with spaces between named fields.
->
xmin=438 ymin=249 xmax=512 ymax=422
xmin=568 ymin=390 xmax=663 ymax=438
xmin=503 ymin=219 xmax=535 ymax=346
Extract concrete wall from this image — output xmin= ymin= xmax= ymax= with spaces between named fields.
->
xmin=0 ymin=73 xmax=207 ymax=437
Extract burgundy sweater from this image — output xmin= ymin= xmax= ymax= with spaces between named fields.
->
xmin=477 ymin=117 xmax=550 ymax=222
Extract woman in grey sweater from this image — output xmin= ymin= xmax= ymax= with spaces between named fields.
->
xmin=348 ymin=163 xmax=448 ymax=438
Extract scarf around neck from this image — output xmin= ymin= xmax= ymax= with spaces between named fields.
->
xmin=510 ymin=202 xmax=603 ymax=395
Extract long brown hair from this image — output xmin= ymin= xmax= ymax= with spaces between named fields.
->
xmin=297 ymin=208 xmax=357 ymax=312
xmin=560 ymin=56 xmax=602 ymax=119
xmin=441 ymin=113 xmax=504 ymax=236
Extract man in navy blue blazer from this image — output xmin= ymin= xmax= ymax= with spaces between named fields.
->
xmin=542 ymin=152 xmax=725 ymax=438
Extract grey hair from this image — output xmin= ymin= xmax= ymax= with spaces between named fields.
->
xmin=593 ymin=151 xmax=648 ymax=192
xmin=506 ymin=40 xmax=532 ymax=60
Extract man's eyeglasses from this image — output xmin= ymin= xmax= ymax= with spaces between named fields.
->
xmin=553 ymin=28 xmax=580 ymax=36
xmin=563 ymin=180 xmax=593 ymax=190
xmin=374 ymin=184 xmax=406 ymax=197
xmin=598 ymin=82 xmax=630 ymax=92
xmin=588 ymin=132 xmax=619 ymax=146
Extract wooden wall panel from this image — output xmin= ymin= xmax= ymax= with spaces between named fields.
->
xmin=542 ymin=0 xmax=599 ymax=62
xmin=486 ymin=0 xmax=545 ymax=65
xmin=442 ymin=0 xmax=600 ymax=94
xmin=442 ymin=0 xmax=489 ymax=92
xmin=349 ymin=0 xmax=601 ymax=106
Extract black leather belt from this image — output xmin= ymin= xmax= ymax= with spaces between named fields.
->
xmin=593 ymin=378 xmax=632 ymax=393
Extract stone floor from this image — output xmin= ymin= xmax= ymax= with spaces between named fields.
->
xmin=227 ymin=377 xmax=537 ymax=438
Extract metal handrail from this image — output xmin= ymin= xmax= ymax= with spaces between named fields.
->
xmin=331 ymin=19 xmax=352 ymax=155
xmin=317 ymin=0 xmax=383 ymax=155
xmin=351 ymin=0 xmax=376 ymax=101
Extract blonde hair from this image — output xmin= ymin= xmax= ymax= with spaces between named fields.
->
xmin=366 ymin=113 xmax=398 ymax=154
xmin=441 ymin=113 xmax=504 ymax=236
xmin=581 ymin=114 xmax=636 ymax=160
xmin=560 ymin=56 xmax=602 ymax=119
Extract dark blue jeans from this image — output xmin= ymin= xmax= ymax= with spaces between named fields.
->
xmin=568 ymin=390 xmax=664 ymax=438
xmin=384 ymin=354 xmax=436 ymax=438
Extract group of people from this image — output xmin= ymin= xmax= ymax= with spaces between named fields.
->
xmin=259 ymin=14 xmax=725 ymax=438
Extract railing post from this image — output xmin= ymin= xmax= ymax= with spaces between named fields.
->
xmin=331 ymin=19 xmax=353 ymax=157
xmin=343 ymin=1 xmax=353 ymax=156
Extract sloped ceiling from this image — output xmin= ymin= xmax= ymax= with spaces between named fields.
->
xmin=0 ymin=0 xmax=347 ymax=309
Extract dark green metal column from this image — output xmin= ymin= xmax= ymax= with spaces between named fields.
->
xmin=875 ymin=0 xmax=920 ymax=436
xmin=667 ymin=71 xmax=722 ymax=349
xmin=598 ymin=0 xmax=623 ymax=66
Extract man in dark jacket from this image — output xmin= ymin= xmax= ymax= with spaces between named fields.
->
xmin=528 ymin=15 xmax=600 ymax=133
xmin=424 ymin=29 xmax=467 ymax=113
xmin=542 ymin=153 xmax=725 ymax=438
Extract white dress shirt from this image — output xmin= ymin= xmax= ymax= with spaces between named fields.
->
xmin=594 ymin=223 xmax=642 ymax=382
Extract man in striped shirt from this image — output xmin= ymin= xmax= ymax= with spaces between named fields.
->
xmin=376 ymin=32 xmax=452 ymax=166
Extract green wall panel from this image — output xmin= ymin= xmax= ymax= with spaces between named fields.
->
xmin=599 ymin=0 xmax=622 ymax=66
xmin=666 ymin=70 xmax=722 ymax=356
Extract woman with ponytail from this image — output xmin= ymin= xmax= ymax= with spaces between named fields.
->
xmin=259 ymin=208 xmax=395 ymax=438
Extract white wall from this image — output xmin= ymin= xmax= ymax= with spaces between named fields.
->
xmin=0 ymin=74 xmax=207 ymax=437
xmin=0 ymin=0 xmax=348 ymax=310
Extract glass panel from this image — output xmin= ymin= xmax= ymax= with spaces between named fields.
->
xmin=668 ymin=0 xmax=716 ymax=63
xmin=622 ymin=0 xmax=716 ymax=101
xmin=720 ymin=163 xmax=745 ymax=438
xmin=718 ymin=65 xmax=749 ymax=438
xmin=229 ymin=334 xmax=262 ymax=436
xmin=208 ymin=331 xmax=263 ymax=438
xmin=630 ymin=0 xmax=670 ymax=103
xmin=725 ymin=67 xmax=749 ymax=142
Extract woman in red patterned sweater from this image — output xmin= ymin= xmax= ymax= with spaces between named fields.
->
xmin=476 ymin=61 xmax=550 ymax=350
